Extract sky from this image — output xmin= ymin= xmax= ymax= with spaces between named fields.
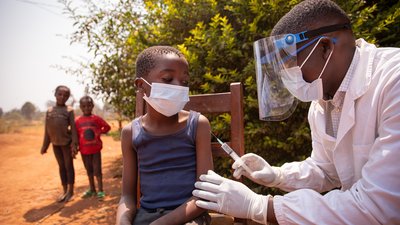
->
xmin=0 ymin=0 xmax=101 ymax=112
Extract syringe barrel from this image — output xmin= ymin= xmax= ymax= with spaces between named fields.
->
xmin=221 ymin=143 xmax=233 ymax=154
xmin=229 ymin=151 xmax=241 ymax=161
xmin=220 ymin=141 xmax=253 ymax=174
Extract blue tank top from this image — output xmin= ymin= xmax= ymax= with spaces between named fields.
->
xmin=132 ymin=111 xmax=199 ymax=209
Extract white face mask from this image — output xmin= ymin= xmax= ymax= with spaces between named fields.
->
xmin=281 ymin=38 xmax=334 ymax=102
xmin=141 ymin=79 xmax=189 ymax=117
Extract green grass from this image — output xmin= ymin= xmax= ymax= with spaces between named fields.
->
xmin=107 ymin=130 xmax=121 ymax=141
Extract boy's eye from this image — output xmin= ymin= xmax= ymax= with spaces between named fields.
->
xmin=162 ymin=77 xmax=173 ymax=83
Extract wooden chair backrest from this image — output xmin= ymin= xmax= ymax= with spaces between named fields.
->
xmin=135 ymin=82 xmax=246 ymax=223
xmin=135 ymin=82 xmax=245 ymax=157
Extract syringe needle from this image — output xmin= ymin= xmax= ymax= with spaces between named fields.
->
xmin=210 ymin=132 xmax=252 ymax=174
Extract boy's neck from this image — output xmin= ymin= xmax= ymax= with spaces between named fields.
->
xmin=83 ymin=113 xmax=92 ymax=117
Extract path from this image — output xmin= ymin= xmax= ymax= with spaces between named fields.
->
xmin=0 ymin=122 xmax=123 ymax=225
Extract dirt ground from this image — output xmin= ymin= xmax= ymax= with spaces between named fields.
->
xmin=0 ymin=122 xmax=123 ymax=225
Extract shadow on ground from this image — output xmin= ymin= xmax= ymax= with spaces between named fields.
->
xmin=23 ymin=156 xmax=122 ymax=224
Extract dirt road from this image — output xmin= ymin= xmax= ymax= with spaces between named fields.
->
xmin=0 ymin=122 xmax=123 ymax=225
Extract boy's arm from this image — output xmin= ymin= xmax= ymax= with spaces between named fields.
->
xmin=41 ymin=112 xmax=50 ymax=154
xmin=116 ymin=123 xmax=138 ymax=225
xmin=98 ymin=116 xmax=111 ymax=134
xmin=68 ymin=108 xmax=79 ymax=156
xmin=152 ymin=114 xmax=214 ymax=225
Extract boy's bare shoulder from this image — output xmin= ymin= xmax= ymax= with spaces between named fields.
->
xmin=198 ymin=113 xmax=210 ymax=123
xmin=121 ymin=122 xmax=133 ymax=133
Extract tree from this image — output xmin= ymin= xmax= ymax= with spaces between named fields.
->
xmin=63 ymin=0 xmax=400 ymax=194
xmin=46 ymin=100 xmax=55 ymax=109
xmin=61 ymin=0 xmax=143 ymax=119
xmin=0 ymin=107 xmax=3 ymax=118
xmin=21 ymin=102 xmax=36 ymax=121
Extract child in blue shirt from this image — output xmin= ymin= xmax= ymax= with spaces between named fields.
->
xmin=116 ymin=46 xmax=214 ymax=225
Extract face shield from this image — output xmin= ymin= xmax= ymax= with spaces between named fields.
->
xmin=254 ymin=23 xmax=351 ymax=121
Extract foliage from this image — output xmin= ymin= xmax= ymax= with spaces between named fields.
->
xmin=0 ymin=118 xmax=21 ymax=134
xmin=0 ymin=109 xmax=41 ymax=134
xmin=61 ymin=0 xmax=143 ymax=119
xmin=21 ymin=102 xmax=37 ymax=121
xmin=337 ymin=0 xmax=400 ymax=47
xmin=107 ymin=130 xmax=122 ymax=141
xmin=63 ymin=0 xmax=400 ymax=195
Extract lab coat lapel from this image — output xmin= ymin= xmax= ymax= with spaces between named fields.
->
xmin=334 ymin=39 xmax=375 ymax=189
xmin=336 ymin=39 xmax=374 ymax=147
xmin=335 ymin=95 xmax=355 ymax=146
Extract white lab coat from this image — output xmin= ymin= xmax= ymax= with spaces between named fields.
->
xmin=273 ymin=39 xmax=400 ymax=225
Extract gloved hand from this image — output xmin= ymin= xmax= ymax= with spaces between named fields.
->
xmin=232 ymin=153 xmax=282 ymax=187
xmin=192 ymin=170 xmax=269 ymax=224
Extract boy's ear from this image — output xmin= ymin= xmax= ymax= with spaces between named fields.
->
xmin=134 ymin=78 xmax=144 ymax=92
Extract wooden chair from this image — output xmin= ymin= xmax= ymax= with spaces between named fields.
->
xmin=135 ymin=82 xmax=247 ymax=225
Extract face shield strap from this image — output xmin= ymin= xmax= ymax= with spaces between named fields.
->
xmin=295 ymin=23 xmax=351 ymax=44
xmin=259 ymin=23 xmax=348 ymax=65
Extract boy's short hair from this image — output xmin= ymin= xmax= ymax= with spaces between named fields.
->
xmin=79 ymin=96 xmax=94 ymax=105
xmin=271 ymin=0 xmax=350 ymax=36
xmin=135 ymin=46 xmax=186 ymax=78
xmin=55 ymin=85 xmax=70 ymax=96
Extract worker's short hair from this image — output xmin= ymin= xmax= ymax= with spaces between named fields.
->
xmin=271 ymin=0 xmax=350 ymax=36
xmin=135 ymin=46 xmax=186 ymax=78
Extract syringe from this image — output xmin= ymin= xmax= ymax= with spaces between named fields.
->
xmin=211 ymin=133 xmax=253 ymax=174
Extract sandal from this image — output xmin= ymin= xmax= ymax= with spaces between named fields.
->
xmin=64 ymin=192 xmax=74 ymax=202
xmin=97 ymin=191 xmax=105 ymax=199
xmin=81 ymin=190 xmax=96 ymax=198
xmin=57 ymin=193 xmax=67 ymax=202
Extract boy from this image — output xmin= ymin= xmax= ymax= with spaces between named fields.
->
xmin=41 ymin=85 xmax=78 ymax=202
xmin=75 ymin=96 xmax=111 ymax=199
xmin=116 ymin=46 xmax=214 ymax=225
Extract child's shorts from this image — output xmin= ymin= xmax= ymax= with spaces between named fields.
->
xmin=81 ymin=152 xmax=102 ymax=177
xmin=132 ymin=207 xmax=211 ymax=225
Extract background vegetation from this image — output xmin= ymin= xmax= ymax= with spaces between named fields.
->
xmin=60 ymin=0 xmax=400 ymax=195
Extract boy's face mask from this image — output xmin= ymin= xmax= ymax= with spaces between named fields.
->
xmin=141 ymin=78 xmax=189 ymax=117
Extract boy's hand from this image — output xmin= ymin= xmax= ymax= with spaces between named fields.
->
xmin=71 ymin=146 xmax=78 ymax=158
xmin=40 ymin=148 xmax=47 ymax=155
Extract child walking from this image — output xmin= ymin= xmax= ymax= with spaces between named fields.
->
xmin=116 ymin=46 xmax=214 ymax=225
xmin=40 ymin=85 xmax=78 ymax=202
xmin=75 ymin=96 xmax=111 ymax=199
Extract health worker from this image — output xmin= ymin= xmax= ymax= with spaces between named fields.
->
xmin=192 ymin=0 xmax=400 ymax=224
